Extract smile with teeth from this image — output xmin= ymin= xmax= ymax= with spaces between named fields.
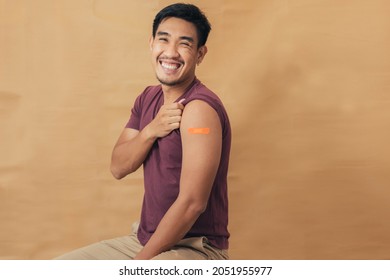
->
xmin=160 ymin=61 xmax=182 ymax=70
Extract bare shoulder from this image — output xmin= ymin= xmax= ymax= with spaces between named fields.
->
xmin=181 ymin=100 xmax=219 ymax=126
xmin=180 ymin=100 xmax=221 ymax=141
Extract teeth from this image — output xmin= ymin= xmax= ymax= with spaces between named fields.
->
xmin=161 ymin=62 xmax=180 ymax=70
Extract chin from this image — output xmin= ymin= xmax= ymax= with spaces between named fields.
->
xmin=157 ymin=76 xmax=182 ymax=87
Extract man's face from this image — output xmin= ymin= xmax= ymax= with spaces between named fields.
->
xmin=150 ymin=17 xmax=207 ymax=87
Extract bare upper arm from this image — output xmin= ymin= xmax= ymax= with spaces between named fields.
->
xmin=178 ymin=100 xmax=222 ymax=208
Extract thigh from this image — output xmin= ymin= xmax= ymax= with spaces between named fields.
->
xmin=152 ymin=237 xmax=229 ymax=260
xmin=55 ymin=224 xmax=143 ymax=260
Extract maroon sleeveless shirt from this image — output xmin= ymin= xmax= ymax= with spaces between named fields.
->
xmin=126 ymin=78 xmax=231 ymax=249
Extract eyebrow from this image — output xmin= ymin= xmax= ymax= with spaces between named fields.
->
xmin=156 ymin=31 xmax=194 ymax=43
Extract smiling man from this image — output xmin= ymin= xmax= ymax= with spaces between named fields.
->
xmin=56 ymin=3 xmax=231 ymax=260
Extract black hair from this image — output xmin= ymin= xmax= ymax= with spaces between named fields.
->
xmin=152 ymin=3 xmax=211 ymax=47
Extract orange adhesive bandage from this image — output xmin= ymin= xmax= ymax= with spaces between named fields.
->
xmin=188 ymin=127 xmax=210 ymax=134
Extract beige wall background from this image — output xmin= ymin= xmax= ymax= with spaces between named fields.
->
xmin=1 ymin=0 xmax=390 ymax=259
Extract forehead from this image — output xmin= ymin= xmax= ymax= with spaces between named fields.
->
xmin=157 ymin=17 xmax=198 ymax=41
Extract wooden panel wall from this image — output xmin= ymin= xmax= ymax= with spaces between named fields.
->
xmin=1 ymin=0 xmax=389 ymax=259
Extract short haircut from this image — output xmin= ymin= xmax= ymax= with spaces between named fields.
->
xmin=152 ymin=3 xmax=211 ymax=47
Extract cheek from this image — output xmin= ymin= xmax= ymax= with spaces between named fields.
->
xmin=151 ymin=44 xmax=164 ymax=56
xmin=180 ymin=50 xmax=197 ymax=63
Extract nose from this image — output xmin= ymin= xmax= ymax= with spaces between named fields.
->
xmin=164 ymin=42 xmax=180 ymax=58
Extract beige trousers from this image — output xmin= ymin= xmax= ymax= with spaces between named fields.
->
xmin=55 ymin=223 xmax=228 ymax=260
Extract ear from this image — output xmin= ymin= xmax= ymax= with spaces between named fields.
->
xmin=149 ymin=36 xmax=154 ymax=51
xmin=197 ymin=45 xmax=208 ymax=65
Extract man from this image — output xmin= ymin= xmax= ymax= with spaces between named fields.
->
xmin=56 ymin=3 xmax=231 ymax=260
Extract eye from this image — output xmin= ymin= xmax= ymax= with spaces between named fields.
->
xmin=159 ymin=37 xmax=168 ymax=42
xmin=180 ymin=41 xmax=191 ymax=47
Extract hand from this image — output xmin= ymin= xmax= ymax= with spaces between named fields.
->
xmin=133 ymin=252 xmax=148 ymax=260
xmin=146 ymin=99 xmax=185 ymax=139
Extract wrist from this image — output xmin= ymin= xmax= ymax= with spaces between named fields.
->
xmin=134 ymin=249 xmax=153 ymax=260
xmin=142 ymin=124 xmax=158 ymax=142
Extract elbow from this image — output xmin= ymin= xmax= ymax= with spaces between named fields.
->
xmin=188 ymin=200 xmax=208 ymax=217
xmin=110 ymin=163 xmax=129 ymax=180
xmin=110 ymin=160 xmax=139 ymax=180
xmin=110 ymin=166 xmax=125 ymax=180
xmin=111 ymin=172 xmax=125 ymax=180
xmin=178 ymin=194 xmax=209 ymax=217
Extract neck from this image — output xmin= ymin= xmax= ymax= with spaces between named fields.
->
xmin=162 ymin=77 xmax=195 ymax=104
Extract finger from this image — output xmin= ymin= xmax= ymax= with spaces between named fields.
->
xmin=176 ymin=98 xmax=185 ymax=110
xmin=169 ymin=109 xmax=184 ymax=116
xmin=165 ymin=107 xmax=183 ymax=116
xmin=169 ymin=122 xmax=180 ymax=130
xmin=167 ymin=103 xmax=183 ymax=110
xmin=168 ymin=116 xmax=181 ymax=124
